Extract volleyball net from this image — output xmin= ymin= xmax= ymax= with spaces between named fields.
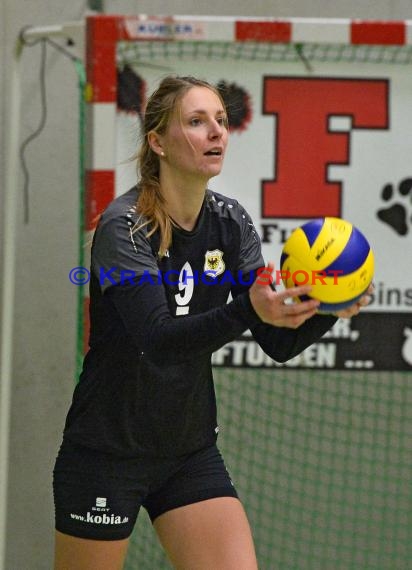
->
xmin=84 ymin=15 xmax=412 ymax=569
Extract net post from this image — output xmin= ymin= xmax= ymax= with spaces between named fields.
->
xmin=78 ymin=15 xmax=120 ymax=362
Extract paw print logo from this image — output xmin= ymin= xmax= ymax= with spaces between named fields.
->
xmin=377 ymin=178 xmax=412 ymax=236
xmin=402 ymin=327 xmax=412 ymax=366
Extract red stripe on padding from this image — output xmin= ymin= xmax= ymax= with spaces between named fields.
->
xmin=86 ymin=15 xmax=119 ymax=102
xmin=85 ymin=170 xmax=115 ymax=231
xmin=236 ymin=21 xmax=291 ymax=43
xmin=351 ymin=21 xmax=406 ymax=45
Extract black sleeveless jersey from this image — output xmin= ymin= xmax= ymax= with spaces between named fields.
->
xmin=62 ymin=187 xmax=336 ymax=457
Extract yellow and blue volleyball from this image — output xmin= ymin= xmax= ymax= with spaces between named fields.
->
xmin=280 ymin=217 xmax=374 ymax=313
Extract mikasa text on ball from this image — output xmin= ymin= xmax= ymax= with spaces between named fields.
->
xmin=280 ymin=217 xmax=374 ymax=313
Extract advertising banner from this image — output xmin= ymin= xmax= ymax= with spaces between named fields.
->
xmin=116 ymin=54 xmax=412 ymax=370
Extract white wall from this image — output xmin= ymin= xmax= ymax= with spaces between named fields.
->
xmin=1 ymin=1 xmax=412 ymax=568
xmin=1 ymin=2 xmax=87 ymax=569
xmin=107 ymin=0 xmax=412 ymax=18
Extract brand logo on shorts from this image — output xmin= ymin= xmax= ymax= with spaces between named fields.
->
xmin=96 ymin=497 xmax=107 ymax=507
xmin=69 ymin=496 xmax=129 ymax=526
xmin=70 ymin=512 xmax=129 ymax=525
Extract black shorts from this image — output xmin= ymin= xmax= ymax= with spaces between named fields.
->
xmin=53 ymin=440 xmax=238 ymax=541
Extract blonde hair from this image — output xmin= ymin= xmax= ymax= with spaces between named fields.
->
xmin=135 ymin=75 xmax=225 ymax=257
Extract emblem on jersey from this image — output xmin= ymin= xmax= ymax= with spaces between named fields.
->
xmin=204 ymin=249 xmax=225 ymax=278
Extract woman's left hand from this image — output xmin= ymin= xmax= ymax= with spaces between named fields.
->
xmin=334 ymin=283 xmax=374 ymax=319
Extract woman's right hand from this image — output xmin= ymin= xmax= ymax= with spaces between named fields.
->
xmin=249 ymin=262 xmax=320 ymax=329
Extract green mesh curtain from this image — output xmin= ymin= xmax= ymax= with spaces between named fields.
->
xmin=124 ymin=369 xmax=412 ymax=569
xmin=87 ymin=41 xmax=412 ymax=569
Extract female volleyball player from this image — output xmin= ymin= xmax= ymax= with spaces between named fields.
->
xmin=53 ymin=76 xmax=371 ymax=569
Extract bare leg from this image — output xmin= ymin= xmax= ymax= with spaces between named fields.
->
xmin=54 ymin=530 xmax=129 ymax=570
xmin=153 ymin=497 xmax=258 ymax=570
